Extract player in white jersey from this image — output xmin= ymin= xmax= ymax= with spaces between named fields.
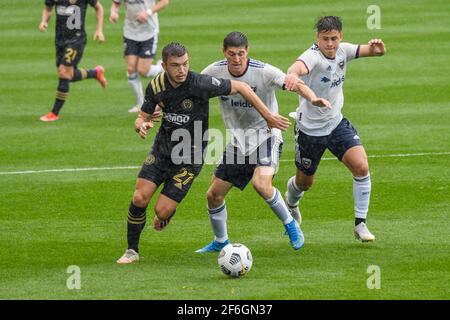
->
xmin=109 ymin=0 xmax=169 ymax=112
xmin=284 ymin=16 xmax=386 ymax=242
xmin=196 ymin=32 xmax=331 ymax=252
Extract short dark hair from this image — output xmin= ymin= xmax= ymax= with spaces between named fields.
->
xmin=162 ymin=42 xmax=188 ymax=62
xmin=315 ymin=16 xmax=342 ymax=32
xmin=223 ymin=31 xmax=248 ymax=49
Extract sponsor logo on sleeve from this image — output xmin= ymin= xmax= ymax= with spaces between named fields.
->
xmin=211 ymin=77 xmax=221 ymax=86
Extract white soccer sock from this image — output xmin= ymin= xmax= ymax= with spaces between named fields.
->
xmin=208 ymin=202 xmax=228 ymax=243
xmin=146 ymin=63 xmax=163 ymax=77
xmin=286 ymin=176 xmax=304 ymax=207
xmin=266 ymin=188 xmax=293 ymax=225
xmin=127 ymin=72 xmax=144 ymax=105
xmin=353 ymin=174 xmax=371 ymax=220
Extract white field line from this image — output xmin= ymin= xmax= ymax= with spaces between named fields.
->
xmin=0 ymin=151 xmax=449 ymax=176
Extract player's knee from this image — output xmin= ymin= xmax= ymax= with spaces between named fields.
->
xmin=295 ymin=178 xmax=312 ymax=191
xmin=132 ymin=190 xmax=151 ymax=207
xmin=353 ymin=162 xmax=369 ymax=177
xmin=127 ymin=66 xmax=137 ymax=75
xmin=206 ymin=188 xmax=225 ymax=207
xmin=252 ymin=179 xmax=273 ymax=199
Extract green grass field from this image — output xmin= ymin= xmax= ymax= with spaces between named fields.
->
xmin=0 ymin=0 xmax=449 ymax=300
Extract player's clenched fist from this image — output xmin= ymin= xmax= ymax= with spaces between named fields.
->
xmin=39 ymin=21 xmax=48 ymax=32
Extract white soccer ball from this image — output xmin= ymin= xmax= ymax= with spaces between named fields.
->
xmin=218 ymin=243 xmax=253 ymax=278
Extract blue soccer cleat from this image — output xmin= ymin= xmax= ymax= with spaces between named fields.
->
xmin=284 ymin=220 xmax=304 ymax=250
xmin=195 ymin=239 xmax=230 ymax=253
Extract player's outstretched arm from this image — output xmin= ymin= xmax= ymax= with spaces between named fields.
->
xmin=109 ymin=1 xmax=120 ymax=23
xmin=135 ymin=112 xmax=155 ymax=139
xmin=285 ymin=74 xmax=331 ymax=108
xmin=136 ymin=0 xmax=170 ymax=23
xmin=284 ymin=60 xmax=309 ymax=91
xmin=93 ymin=2 xmax=105 ymax=43
xmin=358 ymin=39 xmax=386 ymax=57
xmin=230 ymin=80 xmax=291 ymax=131
xmin=39 ymin=5 xmax=52 ymax=32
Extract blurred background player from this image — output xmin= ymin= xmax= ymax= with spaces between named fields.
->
xmin=196 ymin=31 xmax=331 ymax=253
xmin=116 ymin=42 xmax=290 ymax=264
xmin=284 ymin=16 xmax=386 ymax=242
xmin=109 ymin=0 xmax=169 ymax=112
xmin=39 ymin=0 xmax=107 ymax=122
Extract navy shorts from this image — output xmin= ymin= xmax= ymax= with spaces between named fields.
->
xmin=138 ymin=152 xmax=203 ymax=203
xmin=215 ymin=136 xmax=283 ymax=190
xmin=295 ymin=118 xmax=362 ymax=176
xmin=123 ymin=36 xmax=157 ymax=59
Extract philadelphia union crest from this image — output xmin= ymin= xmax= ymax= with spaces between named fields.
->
xmin=181 ymin=99 xmax=193 ymax=111
xmin=144 ymin=154 xmax=156 ymax=165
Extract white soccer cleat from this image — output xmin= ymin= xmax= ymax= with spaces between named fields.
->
xmin=116 ymin=249 xmax=139 ymax=264
xmin=128 ymin=105 xmax=140 ymax=113
xmin=354 ymin=222 xmax=375 ymax=242
xmin=284 ymin=192 xmax=302 ymax=225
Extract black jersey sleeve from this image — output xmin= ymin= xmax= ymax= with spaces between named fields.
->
xmin=141 ymin=83 xmax=158 ymax=114
xmin=197 ymin=74 xmax=232 ymax=99
xmin=44 ymin=0 xmax=55 ymax=7
xmin=88 ymin=0 xmax=98 ymax=7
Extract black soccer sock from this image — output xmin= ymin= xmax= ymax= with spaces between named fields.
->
xmin=71 ymin=68 xmax=97 ymax=82
xmin=51 ymin=78 xmax=69 ymax=115
xmin=355 ymin=217 xmax=366 ymax=226
xmin=127 ymin=202 xmax=147 ymax=253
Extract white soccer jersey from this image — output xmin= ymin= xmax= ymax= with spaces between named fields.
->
xmin=202 ymin=59 xmax=286 ymax=155
xmin=296 ymin=42 xmax=359 ymax=136
xmin=114 ymin=0 xmax=159 ymax=42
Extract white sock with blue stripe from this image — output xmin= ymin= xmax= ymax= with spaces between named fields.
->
xmin=353 ymin=174 xmax=371 ymax=221
xmin=286 ymin=176 xmax=304 ymax=207
xmin=127 ymin=72 xmax=144 ymax=105
xmin=266 ymin=188 xmax=293 ymax=225
xmin=208 ymin=202 xmax=228 ymax=243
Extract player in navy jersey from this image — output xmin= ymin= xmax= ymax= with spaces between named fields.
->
xmin=117 ymin=42 xmax=291 ymax=264
xmin=39 ymin=0 xmax=107 ymax=122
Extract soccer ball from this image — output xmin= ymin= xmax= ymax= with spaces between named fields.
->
xmin=218 ymin=243 xmax=253 ymax=278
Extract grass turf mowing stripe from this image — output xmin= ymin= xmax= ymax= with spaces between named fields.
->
xmin=1 ymin=151 xmax=449 ymax=175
